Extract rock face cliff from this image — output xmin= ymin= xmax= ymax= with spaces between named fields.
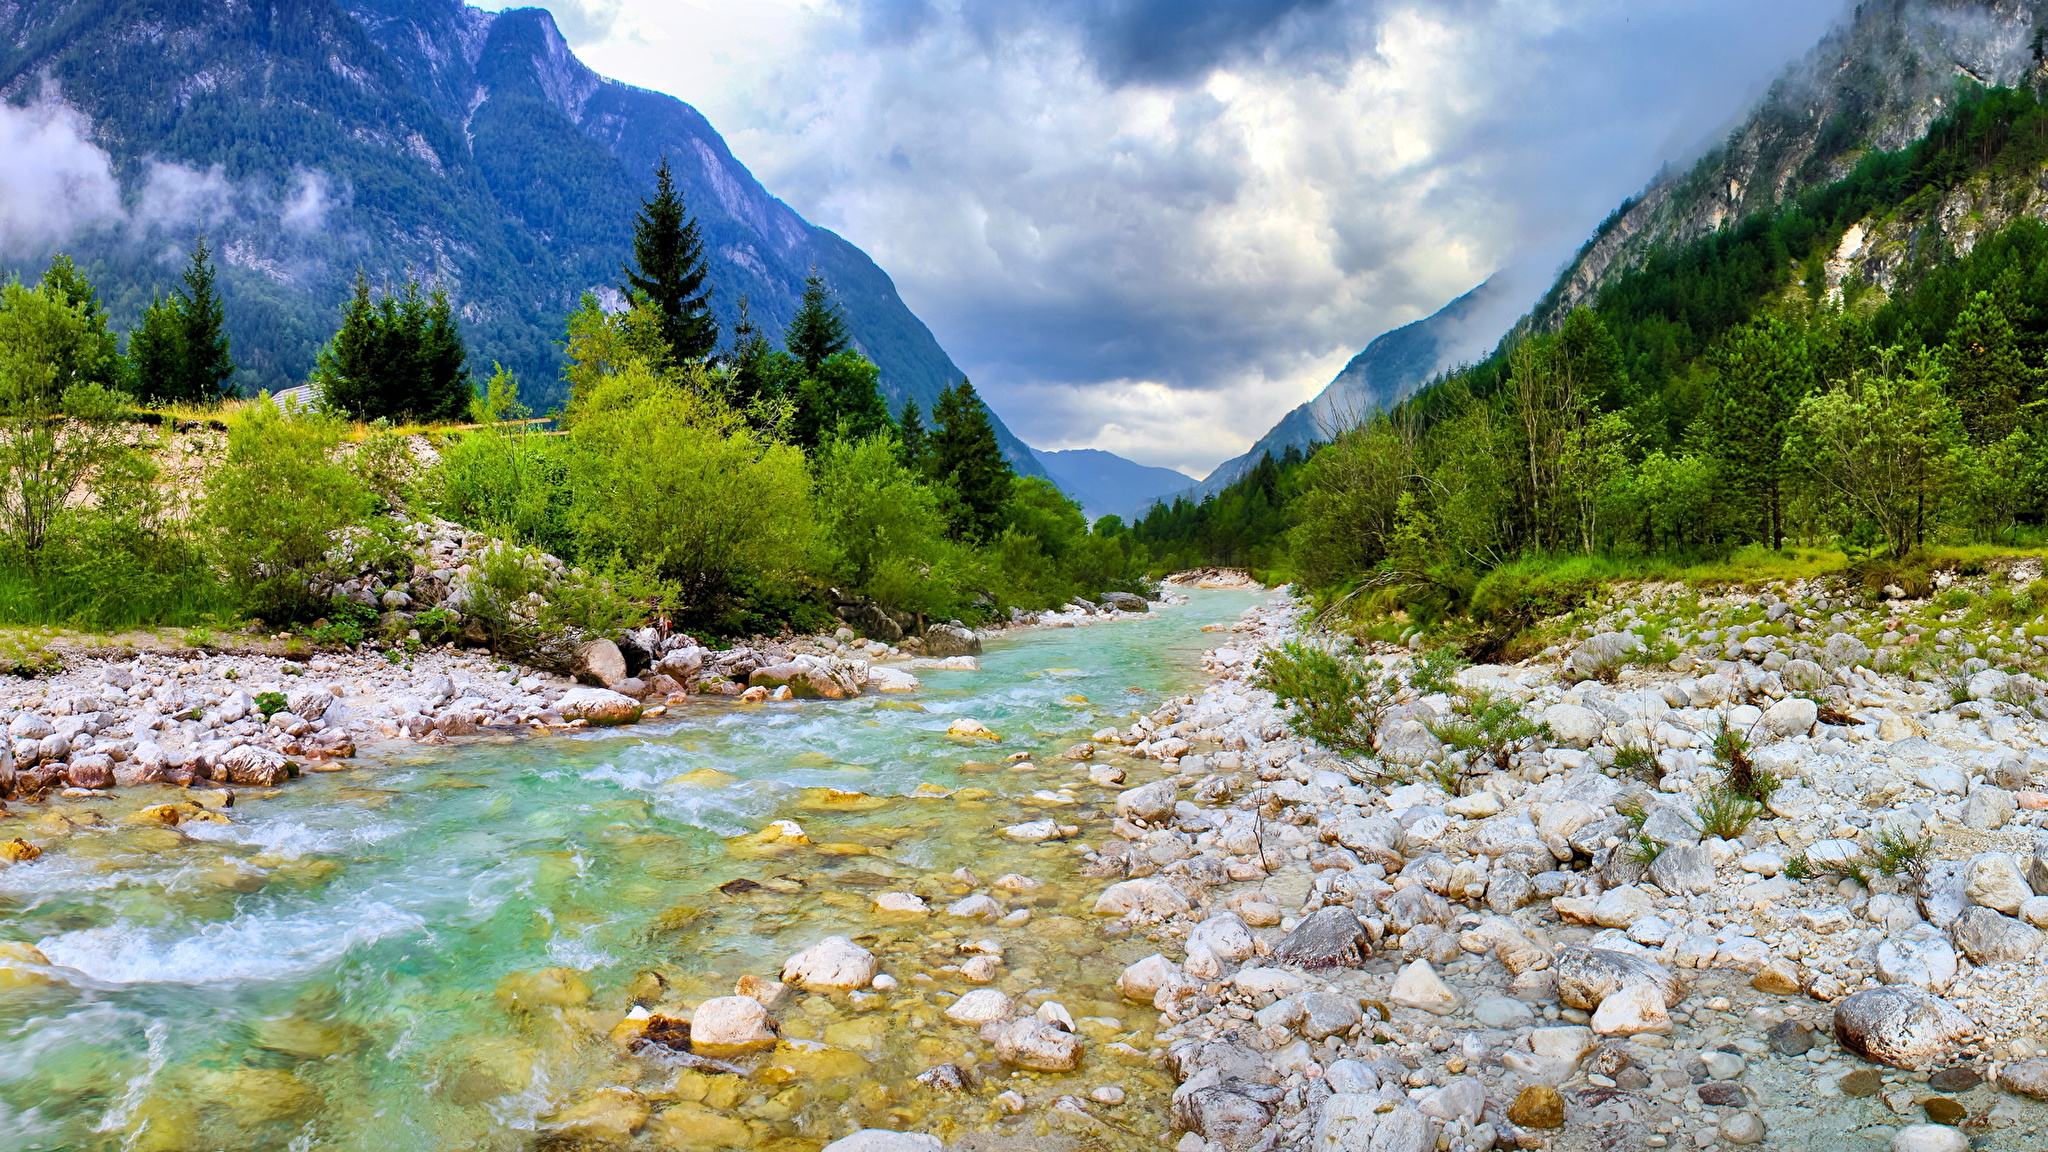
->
xmin=0 ymin=0 xmax=1043 ymax=471
xmin=1529 ymin=0 xmax=2048 ymax=332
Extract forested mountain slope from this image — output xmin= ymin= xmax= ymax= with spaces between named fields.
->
xmin=0 ymin=0 xmax=1044 ymax=472
xmin=1531 ymin=0 xmax=2048 ymax=332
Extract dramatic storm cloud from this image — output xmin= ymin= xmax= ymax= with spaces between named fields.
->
xmin=512 ymin=0 xmax=1850 ymax=474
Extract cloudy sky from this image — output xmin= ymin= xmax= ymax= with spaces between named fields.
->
xmin=486 ymin=0 xmax=1848 ymax=476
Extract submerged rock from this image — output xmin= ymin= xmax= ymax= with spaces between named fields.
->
xmin=782 ymin=936 xmax=878 ymax=991
xmin=1833 ymin=986 xmax=1974 ymax=1071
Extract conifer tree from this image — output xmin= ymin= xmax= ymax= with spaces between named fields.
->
xmin=724 ymin=295 xmax=790 ymax=406
xmin=625 ymin=157 xmax=718 ymax=362
xmin=929 ymin=379 xmax=1013 ymax=541
xmin=313 ymin=274 xmax=471 ymax=422
xmin=786 ymin=271 xmax=850 ymax=371
xmin=1705 ymin=314 xmax=1814 ymax=551
xmin=1941 ymin=287 xmax=2033 ymax=443
xmin=178 ymin=238 xmax=235 ymax=400
xmin=897 ymin=399 xmax=927 ymax=470
xmin=131 ymin=239 xmax=236 ymax=403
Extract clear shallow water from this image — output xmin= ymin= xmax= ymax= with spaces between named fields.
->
xmin=0 ymin=590 xmax=1264 ymax=1152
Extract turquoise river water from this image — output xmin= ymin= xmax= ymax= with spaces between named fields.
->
xmin=0 ymin=589 xmax=1266 ymax=1152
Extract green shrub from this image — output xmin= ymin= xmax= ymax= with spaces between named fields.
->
xmin=812 ymin=436 xmax=972 ymax=620
xmin=1693 ymin=784 xmax=1765 ymax=839
xmin=306 ymin=597 xmax=378 ymax=647
xmin=202 ymin=399 xmax=370 ymax=622
xmin=254 ymin=691 xmax=289 ymax=719
xmin=1425 ymin=687 xmax=1549 ymax=776
xmin=566 ymin=365 xmax=816 ymax=630
xmin=1253 ymin=640 xmax=1399 ymax=761
xmin=1408 ymin=644 xmax=1469 ymax=696
xmin=1612 ymin=744 xmax=1661 ymax=784
xmin=428 ymin=425 xmax=575 ymax=559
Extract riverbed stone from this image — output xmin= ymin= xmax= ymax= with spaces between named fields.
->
xmin=1312 ymin=1096 xmax=1431 ymax=1152
xmin=818 ymin=1131 xmax=944 ymax=1152
xmin=1889 ymin=1126 xmax=1970 ymax=1152
xmin=1507 ymin=1084 xmax=1565 ymax=1129
xmin=1555 ymin=946 xmax=1683 ymax=1010
xmin=1998 ymin=1057 xmax=2048 ymax=1098
xmin=554 ymin=687 xmax=642 ymax=725
xmin=992 ymin=1016 xmax=1081 ymax=1071
xmin=1833 ymin=986 xmax=1975 ymax=1070
xmin=1389 ymin=959 xmax=1460 ymax=1015
xmin=573 ymin=639 xmax=628 ymax=688
xmin=782 ymin=937 xmax=878 ymax=991
xmin=944 ymin=988 xmax=1013 ymax=1025
xmin=1273 ymin=906 xmax=1370 ymax=969
xmin=1590 ymin=982 xmax=1671 ymax=1036
xmin=1116 ymin=778 xmax=1178 ymax=821
xmin=1950 ymin=905 xmax=2043 ymax=964
xmin=923 ymin=624 xmax=982 ymax=658
xmin=1966 ymin=853 xmax=2030 ymax=914
xmin=687 ymin=996 xmax=778 ymax=1053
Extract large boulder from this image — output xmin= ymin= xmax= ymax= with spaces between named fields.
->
xmin=781 ymin=937 xmax=878 ymax=991
xmin=749 ymin=658 xmax=865 ymax=700
xmin=922 ymin=624 xmax=982 ymax=658
xmin=1949 ymin=906 xmax=2042 ymax=965
xmin=687 ymin=996 xmax=778 ymax=1054
xmin=554 ymin=687 xmax=642 ymax=726
xmin=1272 ymin=907 xmax=1371 ymax=969
xmin=1760 ymin=696 xmax=1817 ymax=738
xmin=1832 ymin=986 xmax=1974 ymax=1070
xmin=1101 ymin=591 xmax=1150 ymax=612
xmin=1312 ymin=1097 xmax=1432 ymax=1152
xmin=1115 ymin=779 xmax=1178 ymax=821
xmin=218 ymin=744 xmax=293 ymax=787
xmin=574 ymin=639 xmax=629 ymax=687
xmin=1543 ymin=704 xmax=1603 ymax=749
xmin=1175 ymin=1078 xmax=1284 ymax=1152
xmin=1567 ymin=632 xmax=1641 ymax=681
xmin=991 ymin=1016 xmax=1080 ymax=1071
xmin=1554 ymin=946 xmax=1682 ymax=1010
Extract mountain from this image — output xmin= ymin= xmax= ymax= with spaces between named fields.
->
xmin=0 ymin=0 xmax=1044 ymax=474
xmin=1035 ymin=449 xmax=1196 ymax=523
xmin=1184 ymin=280 xmax=1497 ymax=501
xmin=1530 ymin=0 xmax=2047 ymax=332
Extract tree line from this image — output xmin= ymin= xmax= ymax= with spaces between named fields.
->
xmin=1134 ymin=82 xmax=2048 ymax=637
xmin=0 ymin=156 xmax=1149 ymax=639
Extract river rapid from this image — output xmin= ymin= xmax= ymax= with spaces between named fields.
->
xmin=0 ymin=589 xmax=1266 ymax=1152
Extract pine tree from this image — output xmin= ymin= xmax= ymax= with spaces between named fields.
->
xmin=897 ymin=399 xmax=927 ymax=470
xmin=130 ymin=295 xmax=185 ymax=402
xmin=37 ymin=255 xmax=122 ymax=392
xmin=929 ymin=379 xmax=1013 ymax=541
xmin=786 ymin=271 xmax=850 ymax=371
xmin=1705 ymin=314 xmax=1814 ymax=551
xmin=724 ymin=295 xmax=790 ymax=406
xmin=312 ymin=274 xmax=471 ymax=421
xmin=1941 ymin=287 xmax=2032 ymax=443
xmin=178 ymin=238 xmax=234 ymax=401
xmin=625 ymin=157 xmax=718 ymax=362
xmin=312 ymin=274 xmax=380 ymax=416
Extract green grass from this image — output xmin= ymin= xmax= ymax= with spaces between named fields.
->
xmin=0 ymin=565 xmax=236 ymax=630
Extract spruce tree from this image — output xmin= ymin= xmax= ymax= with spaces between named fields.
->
xmin=130 ymin=240 xmax=236 ymax=403
xmin=625 ymin=157 xmax=718 ymax=362
xmin=724 ymin=295 xmax=791 ymax=406
xmin=929 ymin=379 xmax=1013 ymax=541
xmin=897 ymin=399 xmax=927 ymax=470
xmin=312 ymin=274 xmax=471 ymax=421
xmin=178 ymin=238 xmax=234 ymax=401
xmin=786 ymin=271 xmax=850 ymax=371
xmin=1705 ymin=315 xmax=1813 ymax=551
xmin=1941 ymin=287 xmax=2032 ymax=443
xmin=313 ymin=274 xmax=380 ymax=415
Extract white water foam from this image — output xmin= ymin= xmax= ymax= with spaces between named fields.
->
xmin=39 ymin=899 xmax=427 ymax=985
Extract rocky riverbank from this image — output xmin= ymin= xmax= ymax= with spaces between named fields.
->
xmin=1016 ymin=573 xmax=2048 ymax=1152
xmin=0 ymin=587 xmax=1172 ymax=810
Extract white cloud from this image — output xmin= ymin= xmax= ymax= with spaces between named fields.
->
xmin=0 ymin=99 xmax=122 ymax=259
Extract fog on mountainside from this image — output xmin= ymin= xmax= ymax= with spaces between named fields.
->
xmin=0 ymin=0 xmax=1044 ymax=473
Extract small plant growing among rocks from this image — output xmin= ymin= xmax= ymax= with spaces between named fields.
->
xmin=1712 ymin=715 xmax=1778 ymax=805
xmin=1693 ymin=784 xmax=1765 ymax=840
xmin=1407 ymin=644 xmax=1469 ymax=696
xmin=254 ymin=691 xmax=289 ymax=719
xmin=1611 ymin=743 xmax=1661 ymax=785
xmin=1868 ymin=827 xmax=1936 ymax=882
xmin=1425 ymin=687 xmax=1550 ymax=781
xmin=1254 ymin=640 xmax=1399 ymax=760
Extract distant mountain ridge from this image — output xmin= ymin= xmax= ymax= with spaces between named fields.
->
xmin=1182 ymin=280 xmax=1496 ymax=502
xmin=0 ymin=0 xmax=1044 ymax=473
xmin=1034 ymin=449 xmax=1195 ymax=523
xmin=1528 ymin=0 xmax=2048 ymax=333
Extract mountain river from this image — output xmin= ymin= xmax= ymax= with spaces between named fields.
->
xmin=0 ymin=589 xmax=1267 ymax=1152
